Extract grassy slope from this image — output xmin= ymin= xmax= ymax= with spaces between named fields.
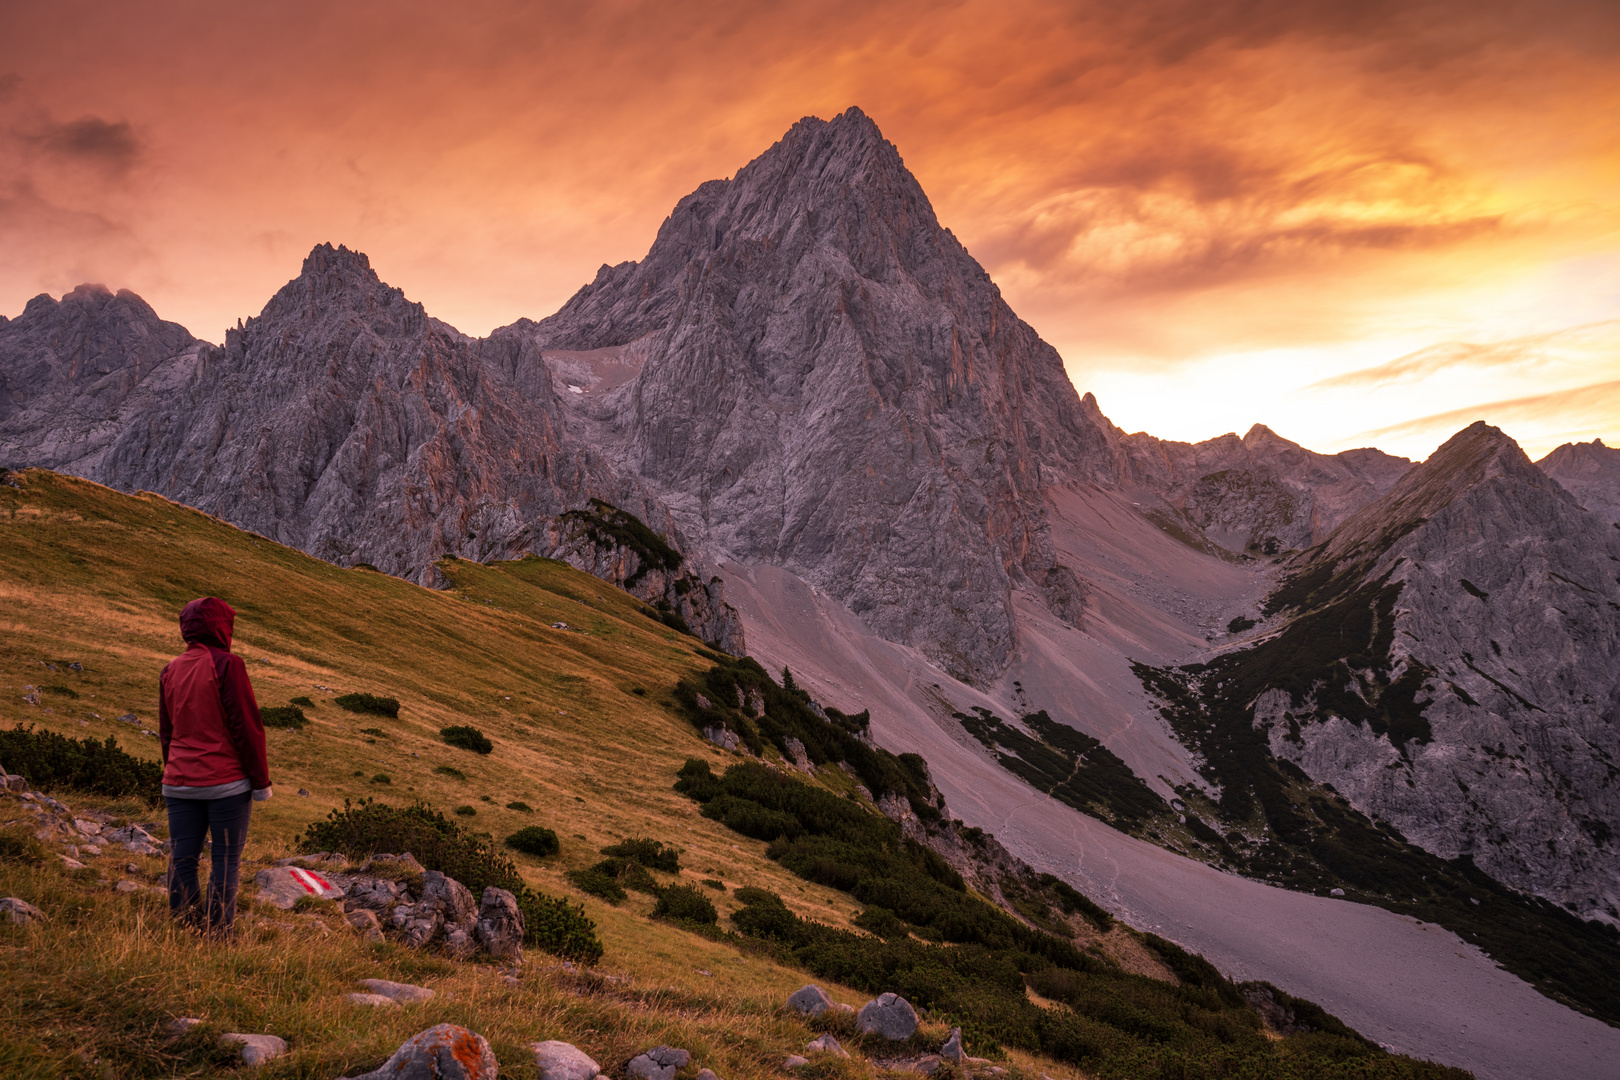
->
xmin=1 ymin=470 xmax=1060 ymax=1078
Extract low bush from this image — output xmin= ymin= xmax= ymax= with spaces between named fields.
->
xmin=41 ymin=684 xmax=80 ymax=699
xmin=371 ymin=774 xmax=391 ymax=785
xmin=290 ymin=695 xmax=315 ymax=708
xmin=592 ymin=857 xmax=659 ymax=893
xmin=0 ymin=823 xmax=47 ymax=864
xmin=359 ymin=727 xmax=386 ymax=738
xmin=569 ymin=866 xmax=628 ymax=903
xmin=299 ymin=799 xmax=601 ymax=961
xmin=453 ymin=805 xmax=476 ymax=816
xmin=1227 ymin=616 xmax=1257 ymax=633
xmin=506 ymin=800 xmax=532 ymax=812
xmin=0 ymin=726 xmax=162 ymax=805
xmin=260 ymin=705 xmax=308 ymax=730
xmin=333 ymin=693 xmax=400 ymax=718
xmin=441 ymin=725 xmax=493 ymax=754
xmin=701 ymin=878 xmax=725 ymax=890
xmin=506 ymin=825 xmax=559 ymax=857
xmin=599 ymin=837 xmax=680 ymax=872
xmin=433 ymin=765 xmax=466 ymax=780
xmin=655 ymin=883 xmax=718 ymax=925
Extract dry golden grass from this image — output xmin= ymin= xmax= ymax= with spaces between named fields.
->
xmin=0 ymin=471 xmax=1085 ymax=1079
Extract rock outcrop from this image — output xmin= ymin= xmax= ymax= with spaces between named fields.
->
xmin=1251 ymin=423 xmax=1620 ymax=921
xmin=1537 ymin=438 xmax=1620 ymax=526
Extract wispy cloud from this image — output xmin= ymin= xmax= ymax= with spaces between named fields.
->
xmin=1351 ymin=379 xmax=1620 ymax=453
xmin=1309 ymin=320 xmax=1620 ymax=390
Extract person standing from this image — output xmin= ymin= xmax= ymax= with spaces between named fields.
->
xmin=158 ymin=596 xmax=272 ymax=938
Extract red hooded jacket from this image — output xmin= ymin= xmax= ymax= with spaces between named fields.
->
xmin=158 ymin=597 xmax=270 ymax=790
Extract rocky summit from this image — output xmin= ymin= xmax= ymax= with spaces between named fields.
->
xmin=3 ymin=107 xmax=1619 ymax=1063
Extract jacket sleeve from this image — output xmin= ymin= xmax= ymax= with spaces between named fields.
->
xmin=158 ymin=665 xmax=173 ymax=766
xmin=213 ymin=650 xmax=270 ymax=790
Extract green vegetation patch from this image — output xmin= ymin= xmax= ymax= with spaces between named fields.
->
xmin=433 ymin=765 xmax=466 ymax=781
xmin=301 ymin=800 xmax=599 ymax=961
xmin=600 ymin=836 xmax=680 ymax=872
xmin=954 ymin=707 xmax=1166 ymax=831
xmin=506 ymin=825 xmax=560 ymax=857
xmin=440 ymin=725 xmax=493 ymax=754
xmin=0 ymin=726 xmax=162 ymax=805
xmin=260 ymin=704 xmax=309 ymax=730
xmin=655 ymin=883 xmax=718 ymax=925
xmin=0 ymin=822 xmax=47 ymax=864
xmin=683 ymin=760 xmax=1460 ymax=1079
xmin=333 ymin=692 xmax=400 ymax=718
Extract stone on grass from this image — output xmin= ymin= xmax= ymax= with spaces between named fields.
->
xmin=356 ymin=978 xmax=434 ymax=1003
xmin=346 ymin=908 xmax=384 ymax=942
xmin=783 ymin=1055 xmax=810 ymax=1069
xmin=911 ymin=1055 xmax=943 ymax=1074
xmin=444 ymin=925 xmax=477 ymax=960
xmin=940 ymin=1027 xmax=964 ymax=1063
xmin=786 ymin=984 xmax=836 ymax=1017
xmin=806 ymin=1034 xmax=849 ymax=1057
xmin=628 ymin=1045 xmax=691 ymax=1080
xmin=253 ymin=865 xmax=344 ymax=909
xmin=475 ymin=886 xmax=525 ymax=962
xmin=343 ymin=1024 xmax=496 ymax=1080
xmin=419 ymin=870 xmax=478 ymax=926
xmin=59 ymin=855 xmax=86 ymax=870
xmin=165 ymin=1017 xmax=202 ymax=1036
xmin=0 ymin=897 xmax=43 ymax=923
xmin=696 ymin=1070 xmax=721 ymax=1080
xmin=220 ymin=1032 xmax=288 ymax=1065
xmin=115 ymin=880 xmax=138 ymax=893
xmin=346 ymin=992 xmax=399 ymax=1007
xmin=532 ymin=1039 xmax=601 ymax=1080
xmin=857 ymin=992 xmax=918 ymax=1040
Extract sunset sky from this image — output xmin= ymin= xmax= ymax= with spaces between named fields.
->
xmin=3 ymin=0 xmax=1617 ymax=460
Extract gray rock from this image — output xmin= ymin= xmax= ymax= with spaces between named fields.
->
xmin=783 ymin=1056 xmax=809 ymax=1069
xmin=253 ymin=865 xmax=345 ymax=909
xmin=785 ymin=984 xmax=836 ymax=1017
xmin=531 ymin=1039 xmax=601 ymax=1080
xmin=355 ymin=978 xmax=435 ymax=1003
xmin=627 ymin=1045 xmax=692 ymax=1080
xmin=443 ymin=925 xmax=477 ymax=960
xmin=0 ymin=897 xmax=42 ymax=923
xmin=165 ymin=1017 xmax=202 ymax=1036
xmin=345 ymin=908 xmax=384 ymax=942
xmin=703 ymin=725 xmax=739 ymax=751
xmin=805 ymin=1034 xmax=848 ymax=1058
xmin=115 ymin=880 xmax=138 ymax=893
xmin=940 ymin=1028 xmax=963 ymax=1063
xmin=419 ymin=870 xmax=479 ymax=927
xmin=857 ymin=993 xmax=918 ymax=1040
xmin=345 ymin=992 xmax=398 ymax=1007
xmin=1538 ymin=438 xmax=1620 ymax=526
xmin=475 ymin=886 xmax=525 ymax=962
xmin=219 ymin=1032 xmax=288 ymax=1066
xmin=343 ymin=1024 xmax=497 ymax=1080
xmin=695 ymin=1071 xmax=720 ymax=1080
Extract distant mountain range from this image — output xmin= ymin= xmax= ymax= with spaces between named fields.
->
xmin=5 ymin=107 xmax=1618 ymax=1044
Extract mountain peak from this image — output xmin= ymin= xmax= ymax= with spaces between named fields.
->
xmin=260 ymin=243 xmax=419 ymax=324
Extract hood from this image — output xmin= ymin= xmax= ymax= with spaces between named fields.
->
xmin=179 ymin=596 xmax=235 ymax=650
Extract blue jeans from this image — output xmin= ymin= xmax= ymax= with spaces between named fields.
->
xmin=166 ymin=791 xmax=252 ymax=938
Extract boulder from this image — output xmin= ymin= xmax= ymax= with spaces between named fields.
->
xmin=2 ymin=896 xmax=44 ymax=924
xmin=806 ymin=1034 xmax=848 ymax=1058
xmin=628 ymin=1045 xmax=691 ymax=1080
xmin=940 ymin=1028 xmax=964 ymax=1063
xmin=346 ymin=992 xmax=398 ymax=1007
xmin=783 ymin=1056 xmax=810 ymax=1069
xmin=345 ymin=876 xmax=407 ymax=911
xmin=444 ymin=925 xmax=477 ymax=960
xmin=343 ymin=1024 xmax=497 ymax=1080
xmin=346 ymin=908 xmax=384 ymax=942
xmin=419 ymin=870 xmax=478 ymax=926
xmin=356 ymin=978 xmax=435 ymax=1004
xmin=703 ymin=725 xmax=739 ymax=751
xmin=857 ymin=993 xmax=918 ymax=1040
xmin=696 ymin=1071 xmax=721 ymax=1080
xmin=532 ymin=1039 xmax=601 ymax=1080
xmin=785 ymin=984 xmax=835 ymax=1017
xmin=220 ymin=1032 xmax=288 ymax=1065
xmin=475 ymin=886 xmax=525 ymax=962
xmin=253 ymin=866 xmax=344 ymax=909
xmin=115 ymin=880 xmax=138 ymax=893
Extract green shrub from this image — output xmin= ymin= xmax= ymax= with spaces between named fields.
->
xmin=599 ymin=837 xmax=680 ymax=872
xmin=441 ymin=725 xmax=493 ymax=754
xmin=1227 ymin=616 xmax=1257 ymax=633
xmin=299 ymin=799 xmax=601 ymax=961
xmin=334 ymin=693 xmax=400 ymax=718
xmin=0 ymin=726 xmax=161 ymax=805
xmin=433 ymin=765 xmax=466 ymax=780
xmin=260 ymin=705 xmax=308 ymax=730
xmin=290 ymin=695 xmax=315 ymax=708
xmin=359 ymin=727 xmax=386 ymax=738
xmin=506 ymin=825 xmax=560 ymax=857
xmin=0 ymin=823 xmax=47 ymax=864
xmin=453 ymin=805 xmax=477 ymax=816
xmin=701 ymin=878 xmax=725 ymax=890
xmin=506 ymin=800 xmax=532 ymax=812
xmin=569 ymin=866 xmax=628 ymax=903
xmin=656 ymin=883 xmax=718 ymax=924
xmin=371 ymin=774 xmax=391 ymax=785
xmin=592 ymin=857 xmax=659 ymax=893
xmin=40 ymin=684 xmax=79 ymax=699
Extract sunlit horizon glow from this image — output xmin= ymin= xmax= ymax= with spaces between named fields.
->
xmin=2 ymin=0 xmax=1617 ymax=463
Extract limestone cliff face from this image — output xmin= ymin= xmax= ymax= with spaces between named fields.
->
xmin=1537 ymin=438 xmax=1620 ymax=526
xmin=493 ymin=108 xmax=1119 ymax=681
xmin=1255 ymin=423 xmax=1620 ymax=921
xmin=0 ymin=284 xmax=200 ymax=471
xmin=1114 ymin=422 xmax=1412 ymax=555
xmin=0 ymin=245 xmax=744 ymax=650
